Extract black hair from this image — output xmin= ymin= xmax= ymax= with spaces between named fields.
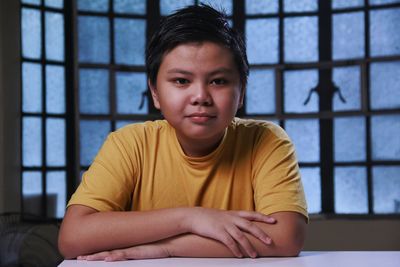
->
xmin=146 ymin=4 xmax=249 ymax=90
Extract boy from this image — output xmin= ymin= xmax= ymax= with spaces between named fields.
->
xmin=58 ymin=5 xmax=307 ymax=261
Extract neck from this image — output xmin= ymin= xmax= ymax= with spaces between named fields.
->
xmin=176 ymin=131 xmax=226 ymax=157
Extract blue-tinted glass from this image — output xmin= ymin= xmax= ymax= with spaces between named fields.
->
xmin=45 ymin=12 xmax=64 ymax=61
xmin=284 ymin=16 xmax=318 ymax=62
xmin=116 ymin=120 xmax=136 ymax=129
xmin=370 ymin=8 xmax=400 ymax=57
xmin=371 ymin=115 xmax=400 ymax=160
xmin=203 ymin=0 xmax=233 ymax=15
xmin=116 ymin=72 xmax=148 ymax=114
xmin=77 ymin=0 xmax=109 ymax=12
xmin=284 ymin=69 xmax=319 ymax=113
xmin=22 ymin=0 xmax=41 ymax=5
xmin=160 ymin=0 xmax=195 ymax=16
xmin=22 ymin=8 xmax=41 ymax=59
xmin=246 ymin=69 xmax=275 ymax=114
xmin=22 ymin=171 xmax=42 ymax=216
xmin=23 ymin=117 xmax=42 ymax=167
xmin=300 ymin=167 xmax=321 ymax=213
xmin=285 ymin=119 xmax=320 ymax=162
xmin=45 ymin=0 xmax=63 ymax=8
xmin=80 ymin=120 xmax=111 ymax=166
xmin=246 ymin=0 xmax=278 ymax=15
xmin=46 ymin=65 xmax=65 ymax=114
xmin=79 ymin=69 xmax=109 ymax=114
xmin=246 ymin=19 xmax=279 ymax=64
xmin=333 ymin=12 xmax=365 ymax=60
xmin=22 ymin=62 xmax=42 ymax=113
xmin=334 ymin=117 xmax=366 ymax=162
xmin=370 ymin=61 xmax=400 ymax=110
xmin=284 ymin=0 xmax=318 ymax=12
xmin=333 ymin=66 xmax=361 ymax=111
xmin=78 ymin=16 xmax=110 ymax=63
xmin=370 ymin=0 xmax=400 ymax=5
xmin=334 ymin=167 xmax=368 ymax=214
xmin=332 ymin=0 xmax=364 ymax=9
xmin=46 ymin=171 xmax=66 ymax=218
xmin=114 ymin=18 xmax=145 ymax=65
xmin=114 ymin=0 xmax=146 ymax=14
xmin=46 ymin=118 xmax=66 ymax=166
xmin=373 ymin=166 xmax=400 ymax=214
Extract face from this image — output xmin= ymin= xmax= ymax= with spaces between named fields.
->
xmin=149 ymin=41 xmax=244 ymax=149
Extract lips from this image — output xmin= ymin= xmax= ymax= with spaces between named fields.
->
xmin=186 ymin=112 xmax=216 ymax=123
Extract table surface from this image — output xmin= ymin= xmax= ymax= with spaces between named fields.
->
xmin=59 ymin=251 xmax=400 ymax=267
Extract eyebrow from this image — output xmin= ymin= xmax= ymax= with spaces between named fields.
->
xmin=166 ymin=68 xmax=235 ymax=76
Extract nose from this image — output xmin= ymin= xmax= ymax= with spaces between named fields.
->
xmin=190 ymin=83 xmax=212 ymax=106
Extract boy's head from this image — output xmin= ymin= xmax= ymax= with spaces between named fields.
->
xmin=146 ymin=4 xmax=249 ymax=91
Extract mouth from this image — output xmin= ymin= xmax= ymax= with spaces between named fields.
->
xmin=186 ymin=113 xmax=216 ymax=123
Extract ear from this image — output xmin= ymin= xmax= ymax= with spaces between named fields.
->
xmin=237 ymin=86 xmax=245 ymax=109
xmin=148 ymin=79 xmax=161 ymax=110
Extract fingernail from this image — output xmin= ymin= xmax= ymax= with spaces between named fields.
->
xmin=265 ymin=237 xmax=272 ymax=244
xmin=267 ymin=217 xmax=276 ymax=223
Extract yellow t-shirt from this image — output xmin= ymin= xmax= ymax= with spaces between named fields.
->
xmin=68 ymin=118 xmax=308 ymax=219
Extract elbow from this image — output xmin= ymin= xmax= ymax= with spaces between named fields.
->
xmin=276 ymin=227 xmax=306 ymax=257
xmin=58 ymin=228 xmax=84 ymax=259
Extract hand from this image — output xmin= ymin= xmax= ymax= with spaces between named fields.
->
xmin=184 ymin=208 xmax=276 ymax=258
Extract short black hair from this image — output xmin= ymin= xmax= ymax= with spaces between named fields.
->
xmin=146 ymin=4 xmax=249 ymax=90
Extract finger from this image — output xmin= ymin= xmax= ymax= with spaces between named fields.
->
xmin=226 ymin=226 xmax=257 ymax=258
xmin=235 ymin=218 xmax=272 ymax=245
xmin=104 ymin=250 xmax=127 ymax=262
xmin=234 ymin=211 xmax=276 ymax=224
xmin=218 ymin=233 xmax=243 ymax=258
xmin=83 ymin=251 xmax=112 ymax=261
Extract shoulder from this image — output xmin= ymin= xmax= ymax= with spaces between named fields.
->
xmin=112 ymin=120 xmax=171 ymax=140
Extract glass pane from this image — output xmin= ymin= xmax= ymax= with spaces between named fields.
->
xmin=284 ymin=69 xmax=319 ymax=113
xmin=45 ymin=12 xmax=64 ymax=61
xmin=284 ymin=0 xmax=318 ymax=12
xmin=22 ymin=8 xmax=41 ymax=59
xmin=116 ymin=120 xmax=136 ymax=129
xmin=116 ymin=72 xmax=148 ymax=114
xmin=371 ymin=115 xmax=400 ymax=160
xmin=77 ymin=0 xmax=109 ymax=12
xmin=46 ymin=118 xmax=66 ymax=166
xmin=22 ymin=62 xmax=42 ymax=113
xmin=114 ymin=0 xmax=146 ymax=14
xmin=80 ymin=120 xmax=111 ymax=166
xmin=370 ymin=61 xmax=400 ymax=110
xmin=334 ymin=117 xmax=366 ymax=162
xmin=203 ymin=0 xmax=233 ymax=15
xmin=23 ymin=117 xmax=42 ymax=167
xmin=370 ymin=0 xmax=400 ymax=5
xmin=79 ymin=69 xmax=110 ymax=114
xmin=284 ymin=16 xmax=318 ymax=62
xmin=333 ymin=12 xmax=364 ymax=60
xmin=373 ymin=166 xmax=400 ymax=214
xmin=160 ymin=0 xmax=195 ymax=16
xmin=246 ymin=0 xmax=278 ymax=15
xmin=334 ymin=167 xmax=368 ymax=214
xmin=370 ymin=8 xmax=400 ymax=57
xmin=23 ymin=171 xmax=42 ymax=216
xmin=285 ymin=119 xmax=320 ymax=162
xmin=333 ymin=66 xmax=361 ymax=111
xmin=45 ymin=0 xmax=64 ymax=9
xmin=46 ymin=171 xmax=66 ymax=218
xmin=246 ymin=19 xmax=279 ymax=64
xmin=22 ymin=0 xmax=41 ymax=5
xmin=46 ymin=65 xmax=65 ymax=114
xmin=246 ymin=69 xmax=275 ymax=114
xmin=114 ymin=18 xmax=146 ymax=65
xmin=332 ymin=0 xmax=364 ymax=9
xmin=300 ymin=167 xmax=321 ymax=213
xmin=78 ymin=16 xmax=110 ymax=63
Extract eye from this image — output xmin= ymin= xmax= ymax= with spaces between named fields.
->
xmin=211 ymin=78 xmax=228 ymax=85
xmin=174 ymin=78 xmax=190 ymax=85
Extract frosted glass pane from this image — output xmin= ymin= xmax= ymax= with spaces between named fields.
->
xmin=114 ymin=18 xmax=146 ymax=65
xmin=77 ymin=0 xmax=109 ymax=12
xmin=23 ymin=171 xmax=42 ymax=216
xmin=285 ymin=119 xmax=320 ymax=162
xmin=300 ymin=167 xmax=321 ymax=213
xmin=116 ymin=120 xmax=136 ymax=129
xmin=46 ymin=65 xmax=65 ymax=114
xmin=333 ymin=66 xmax=361 ymax=111
xmin=114 ymin=0 xmax=146 ymax=14
xmin=116 ymin=72 xmax=148 ymax=114
xmin=203 ymin=0 xmax=233 ymax=15
xmin=284 ymin=69 xmax=319 ymax=113
xmin=246 ymin=19 xmax=279 ymax=64
xmin=46 ymin=171 xmax=66 ymax=218
xmin=284 ymin=16 xmax=318 ymax=62
xmin=284 ymin=0 xmax=318 ymax=12
xmin=79 ymin=69 xmax=109 ymax=114
xmin=333 ymin=12 xmax=365 ymax=60
xmin=45 ymin=12 xmax=64 ymax=61
xmin=371 ymin=115 xmax=400 ymax=160
xmin=373 ymin=166 xmax=400 ymax=214
xmin=160 ymin=0 xmax=195 ymax=16
xmin=45 ymin=0 xmax=64 ymax=8
xmin=22 ymin=8 xmax=41 ymax=59
xmin=370 ymin=8 xmax=400 ymax=57
xmin=334 ymin=167 xmax=368 ymax=214
xmin=22 ymin=62 xmax=42 ymax=113
xmin=80 ymin=120 xmax=111 ymax=166
xmin=332 ymin=0 xmax=364 ymax=9
xmin=78 ymin=16 xmax=110 ymax=63
xmin=370 ymin=61 xmax=400 ymax=109
xmin=46 ymin=118 xmax=66 ymax=166
xmin=246 ymin=0 xmax=278 ymax=15
xmin=334 ymin=117 xmax=366 ymax=162
xmin=22 ymin=0 xmax=41 ymax=5
xmin=370 ymin=0 xmax=400 ymax=5
xmin=23 ymin=117 xmax=42 ymax=167
xmin=246 ymin=69 xmax=275 ymax=114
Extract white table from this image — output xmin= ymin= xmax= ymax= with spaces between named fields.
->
xmin=59 ymin=251 xmax=400 ymax=267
